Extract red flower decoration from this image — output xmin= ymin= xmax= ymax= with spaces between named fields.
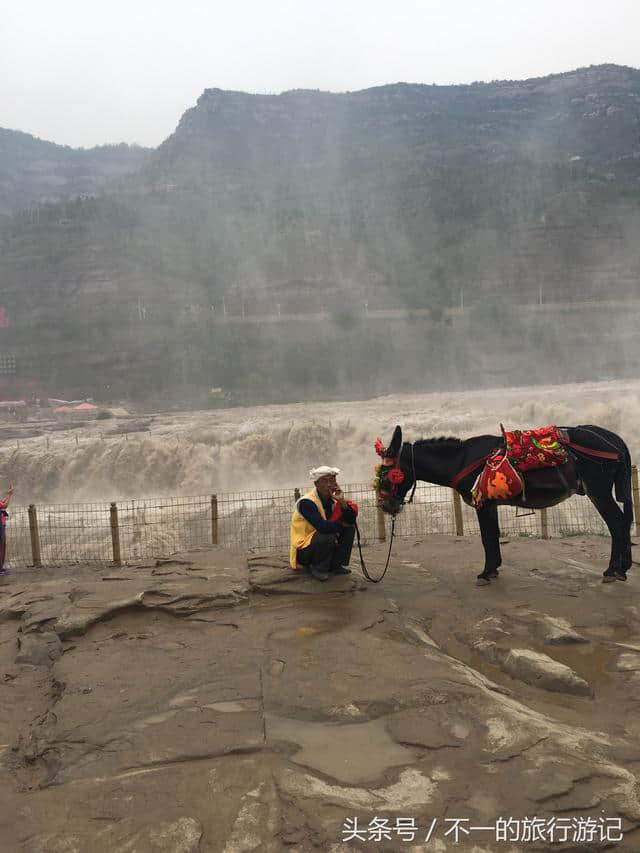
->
xmin=374 ymin=438 xmax=386 ymax=457
xmin=388 ymin=468 xmax=404 ymax=485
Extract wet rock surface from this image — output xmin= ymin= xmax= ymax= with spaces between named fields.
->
xmin=537 ymin=614 xmax=590 ymax=645
xmin=1 ymin=535 xmax=640 ymax=851
xmin=502 ymin=648 xmax=592 ymax=696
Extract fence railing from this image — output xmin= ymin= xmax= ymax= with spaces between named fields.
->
xmin=4 ymin=468 xmax=639 ymax=572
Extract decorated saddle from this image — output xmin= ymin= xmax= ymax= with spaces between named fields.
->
xmin=471 ymin=425 xmax=569 ymax=509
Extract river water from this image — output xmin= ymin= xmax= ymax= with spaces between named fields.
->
xmin=0 ymin=378 xmax=637 ymax=505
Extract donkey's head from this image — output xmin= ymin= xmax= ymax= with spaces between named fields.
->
xmin=374 ymin=425 xmax=414 ymax=515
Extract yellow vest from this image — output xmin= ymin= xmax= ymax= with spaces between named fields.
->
xmin=289 ymin=488 xmax=327 ymax=569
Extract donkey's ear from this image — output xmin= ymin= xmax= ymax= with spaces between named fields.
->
xmin=388 ymin=425 xmax=402 ymax=458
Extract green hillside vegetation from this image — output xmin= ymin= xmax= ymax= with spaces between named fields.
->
xmin=0 ymin=129 xmax=150 ymax=218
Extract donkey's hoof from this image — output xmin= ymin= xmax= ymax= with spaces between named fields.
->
xmin=476 ymin=576 xmax=491 ymax=586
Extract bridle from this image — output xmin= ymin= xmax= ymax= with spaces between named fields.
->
xmin=403 ymin=442 xmax=419 ymax=506
xmin=376 ymin=441 xmax=418 ymax=508
xmin=356 ymin=440 xmax=418 ymax=584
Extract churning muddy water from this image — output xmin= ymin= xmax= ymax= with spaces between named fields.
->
xmin=1 ymin=378 xmax=638 ymax=504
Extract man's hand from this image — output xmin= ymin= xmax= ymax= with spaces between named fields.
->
xmin=332 ymin=486 xmax=347 ymax=507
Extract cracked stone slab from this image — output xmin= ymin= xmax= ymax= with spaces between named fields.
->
xmin=249 ymin=560 xmax=368 ymax=595
xmin=1 ymin=583 xmax=75 ymax=633
xmin=44 ymin=655 xmax=264 ymax=785
xmin=15 ymin=631 xmax=63 ymax=666
xmin=52 ymin=579 xmax=249 ymax=639
xmin=249 ymin=565 xmax=310 ymax=588
xmin=2 ymin=554 xmax=250 ymax=642
xmin=29 ymin=818 xmax=203 ymax=853
xmin=1 ymin=755 xmax=279 ymax=853
xmin=386 ymin=708 xmax=466 ymax=750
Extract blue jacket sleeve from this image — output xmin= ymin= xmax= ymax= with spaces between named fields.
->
xmin=297 ymin=499 xmax=342 ymax=534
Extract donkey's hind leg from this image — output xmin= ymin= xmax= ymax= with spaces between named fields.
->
xmin=587 ymin=491 xmax=629 ymax=581
xmin=476 ymin=503 xmax=502 ymax=585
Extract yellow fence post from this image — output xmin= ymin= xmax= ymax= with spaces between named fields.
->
xmin=110 ymin=502 xmax=121 ymax=565
xmin=632 ymin=465 xmax=640 ymax=539
xmin=540 ymin=507 xmax=549 ymax=540
xmin=452 ymin=491 xmax=464 ymax=536
xmin=377 ymin=506 xmax=386 ymax=542
xmin=28 ymin=504 xmax=42 ymax=567
xmin=211 ymin=495 xmax=218 ymax=545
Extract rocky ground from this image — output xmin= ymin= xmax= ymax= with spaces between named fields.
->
xmin=1 ymin=534 xmax=640 ymax=852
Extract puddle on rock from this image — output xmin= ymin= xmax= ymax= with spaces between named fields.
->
xmin=270 ymin=619 xmax=349 ymax=641
xmin=588 ymin=624 xmax=636 ymax=642
xmin=440 ymin=631 xmax=616 ymax=698
xmin=547 ymin=643 xmax=614 ymax=687
xmin=266 ymin=715 xmax=415 ymax=784
xmin=255 ymin=594 xmax=361 ymax=617
xmin=206 ymin=700 xmax=259 ymax=713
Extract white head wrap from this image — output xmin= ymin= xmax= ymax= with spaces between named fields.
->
xmin=309 ymin=465 xmax=341 ymax=481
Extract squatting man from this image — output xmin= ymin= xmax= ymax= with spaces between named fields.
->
xmin=289 ymin=466 xmax=359 ymax=581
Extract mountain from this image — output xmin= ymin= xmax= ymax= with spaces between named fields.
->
xmin=146 ymin=63 xmax=640 ymax=303
xmin=0 ymin=128 xmax=151 ymax=218
xmin=1 ymin=65 xmax=640 ymax=404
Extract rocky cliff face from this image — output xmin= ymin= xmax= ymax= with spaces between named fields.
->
xmin=1 ymin=65 xmax=640 ymax=403
xmin=162 ymin=64 xmax=640 ymax=167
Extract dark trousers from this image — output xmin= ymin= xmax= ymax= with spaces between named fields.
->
xmin=0 ymin=530 xmax=5 ymax=570
xmin=297 ymin=526 xmax=355 ymax=574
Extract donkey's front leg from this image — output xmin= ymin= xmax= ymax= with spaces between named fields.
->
xmin=476 ymin=503 xmax=502 ymax=585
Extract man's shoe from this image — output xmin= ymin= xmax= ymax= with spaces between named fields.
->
xmin=333 ymin=565 xmax=352 ymax=575
xmin=311 ymin=566 xmax=330 ymax=581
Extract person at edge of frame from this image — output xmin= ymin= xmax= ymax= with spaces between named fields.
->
xmin=0 ymin=483 xmax=14 ymax=577
xmin=289 ymin=466 xmax=358 ymax=581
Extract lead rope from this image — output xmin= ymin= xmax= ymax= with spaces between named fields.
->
xmin=355 ymin=515 xmax=396 ymax=583
xmin=356 ymin=441 xmax=415 ymax=583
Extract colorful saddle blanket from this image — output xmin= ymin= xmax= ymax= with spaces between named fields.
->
xmin=503 ymin=425 xmax=568 ymax=471
xmin=471 ymin=425 xmax=568 ymax=509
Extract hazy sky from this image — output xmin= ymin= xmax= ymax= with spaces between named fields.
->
xmin=3 ymin=0 xmax=639 ymax=149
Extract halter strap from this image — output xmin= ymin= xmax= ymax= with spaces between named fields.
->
xmin=404 ymin=442 xmax=418 ymax=504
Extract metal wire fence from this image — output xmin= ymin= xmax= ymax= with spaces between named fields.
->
xmin=3 ymin=475 xmax=630 ymax=573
